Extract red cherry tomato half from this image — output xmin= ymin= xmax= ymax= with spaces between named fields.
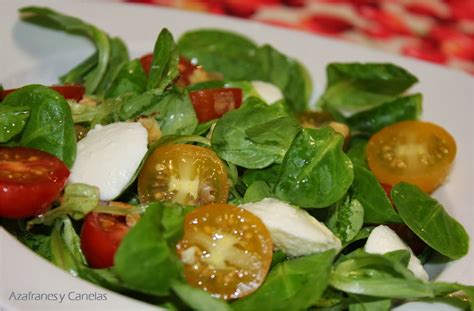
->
xmin=177 ymin=57 xmax=199 ymax=86
xmin=0 ymin=147 xmax=70 ymax=219
xmin=139 ymin=53 xmax=154 ymax=75
xmin=0 ymin=85 xmax=85 ymax=102
xmin=80 ymin=212 xmax=131 ymax=268
xmin=189 ymin=88 xmax=242 ymax=123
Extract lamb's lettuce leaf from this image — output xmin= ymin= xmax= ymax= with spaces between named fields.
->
xmin=0 ymin=85 xmax=76 ymax=167
xmin=233 ymin=250 xmax=336 ymax=311
xmin=212 ymin=97 xmax=300 ymax=169
xmin=275 ymin=127 xmax=353 ymax=208
xmin=391 ymin=183 xmax=469 ymax=259
xmin=317 ymin=63 xmax=418 ymax=113
xmin=20 ymin=6 xmax=111 ymax=94
xmin=350 ymin=166 xmax=401 ymax=224
xmin=114 ymin=202 xmax=193 ymax=296
xmin=147 ymin=28 xmax=179 ymax=91
xmin=347 ymin=94 xmax=422 ymax=135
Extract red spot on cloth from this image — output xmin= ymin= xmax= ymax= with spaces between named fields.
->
xmin=405 ymin=3 xmax=444 ymax=19
xmin=357 ymin=6 xmax=412 ymax=35
xmin=445 ymin=0 xmax=474 ymax=21
xmin=301 ymin=14 xmax=353 ymax=35
xmin=429 ymin=26 xmax=474 ymax=60
xmin=402 ymin=39 xmax=448 ymax=64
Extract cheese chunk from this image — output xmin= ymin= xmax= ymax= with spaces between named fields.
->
xmin=251 ymin=81 xmax=284 ymax=104
xmin=365 ymin=225 xmax=429 ymax=281
xmin=69 ymin=122 xmax=148 ymax=200
xmin=240 ymin=198 xmax=341 ymax=257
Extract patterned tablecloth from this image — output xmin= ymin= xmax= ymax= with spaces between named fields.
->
xmin=125 ymin=0 xmax=474 ymax=74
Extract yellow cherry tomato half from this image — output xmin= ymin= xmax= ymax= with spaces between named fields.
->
xmin=176 ymin=203 xmax=273 ymax=300
xmin=138 ymin=144 xmax=229 ymax=205
xmin=367 ymin=120 xmax=456 ymax=193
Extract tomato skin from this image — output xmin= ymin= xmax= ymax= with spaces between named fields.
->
xmin=189 ymin=88 xmax=242 ymax=123
xmin=0 ymin=85 xmax=85 ymax=102
xmin=139 ymin=53 xmax=154 ymax=75
xmin=80 ymin=212 xmax=131 ymax=268
xmin=177 ymin=203 xmax=273 ymax=300
xmin=0 ymin=147 xmax=70 ymax=219
xmin=138 ymin=144 xmax=229 ymax=206
xmin=367 ymin=121 xmax=456 ymax=193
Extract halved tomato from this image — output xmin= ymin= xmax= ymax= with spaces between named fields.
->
xmin=0 ymin=147 xmax=70 ymax=218
xmin=80 ymin=212 xmax=132 ymax=268
xmin=139 ymin=53 xmax=154 ymax=75
xmin=176 ymin=203 xmax=273 ymax=300
xmin=189 ymin=88 xmax=242 ymax=123
xmin=367 ymin=121 xmax=456 ymax=193
xmin=138 ymin=144 xmax=229 ymax=206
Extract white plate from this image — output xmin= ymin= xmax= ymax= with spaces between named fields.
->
xmin=1 ymin=0 xmax=473 ymax=310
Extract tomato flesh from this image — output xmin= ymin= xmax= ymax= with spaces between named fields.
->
xmin=0 ymin=147 xmax=70 ymax=218
xmin=367 ymin=121 xmax=456 ymax=193
xmin=176 ymin=204 xmax=273 ymax=300
xmin=189 ymin=88 xmax=242 ymax=123
xmin=80 ymin=212 xmax=131 ymax=268
xmin=0 ymin=85 xmax=85 ymax=101
xmin=139 ymin=53 xmax=154 ymax=75
xmin=138 ymin=144 xmax=229 ymax=206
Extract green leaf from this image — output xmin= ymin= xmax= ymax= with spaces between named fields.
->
xmin=28 ymin=183 xmax=100 ymax=227
xmin=104 ymin=59 xmax=147 ymax=99
xmin=178 ymin=29 xmax=259 ymax=81
xmin=3 ymin=219 xmax=53 ymax=261
xmin=171 ymin=282 xmax=232 ymax=311
xmin=20 ymin=6 xmax=111 ymax=94
xmin=329 ymin=250 xmax=433 ymax=299
xmin=146 ymin=90 xmax=198 ymax=136
xmin=347 ymin=94 xmax=422 ymax=135
xmin=211 ymin=97 xmax=300 ymax=169
xmin=177 ymin=30 xmax=312 ymax=112
xmin=342 ymin=227 xmax=374 ymax=249
xmin=95 ymin=37 xmax=130 ymax=96
xmin=347 ymin=137 xmax=368 ymax=169
xmin=318 ymin=63 xmax=418 ymax=113
xmin=391 ymin=183 xmax=469 ymax=259
xmin=1 ymin=85 xmax=76 ymax=167
xmin=275 ymin=127 xmax=353 ymax=208
xmin=114 ymin=202 xmax=192 ymax=296
xmin=243 ymin=181 xmax=272 ymax=203
xmin=241 ymin=164 xmax=281 ymax=188
xmin=147 ymin=28 xmax=179 ymax=91
xmin=69 ymin=98 xmax=122 ymax=127
xmin=119 ymin=89 xmax=162 ymax=120
xmin=0 ymin=104 xmax=29 ymax=143
xmin=256 ymin=45 xmax=311 ymax=111
xmin=327 ymin=195 xmax=364 ymax=244
xmin=232 ymin=250 xmax=336 ymax=311
xmin=350 ymin=166 xmax=401 ymax=224
xmin=50 ymin=217 xmax=83 ymax=275
xmin=120 ymin=89 xmax=198 ymax=136
xmin=348 ymin=295 xmax=391 ymax=311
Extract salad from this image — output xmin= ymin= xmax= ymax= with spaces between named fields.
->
xmin=1 ymin=5 xmax=473 ymax=310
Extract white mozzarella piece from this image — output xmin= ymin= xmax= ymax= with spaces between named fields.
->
xmin=251 ymin=81 xmax=284 ymax=104
xmin=365 ymin=225 xmax=429 ymax=281
xmin=240 ymin=198 xmax=341 ymax=257
xmin=69 ymin=122 xmax=148 ymax=201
